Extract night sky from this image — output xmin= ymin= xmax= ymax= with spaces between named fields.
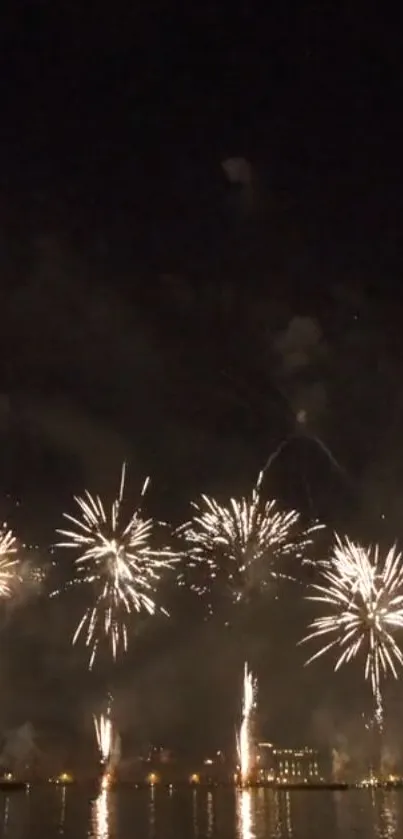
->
xmin=1 ymin=4 xmax=403 ymax=768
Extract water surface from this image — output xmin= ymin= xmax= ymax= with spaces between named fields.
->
xmin=0 ymin=785 xmax=401 ymax=838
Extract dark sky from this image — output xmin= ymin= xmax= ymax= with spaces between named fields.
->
xmin=0 ymin=3 xmax=403 ymax=769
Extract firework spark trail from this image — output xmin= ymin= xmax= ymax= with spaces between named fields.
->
xmin=237 ymin=663 xmax=256 ymax=785
xmin=262 ymin=433 xmax=350 ymax=484
xmin=0 ymin=525 xmax=19 ymax=598
xmin=94 ymin=712 xmax=113 ymax=767
xmin=56 ymin=464 xmax=178 ymax=668
xmin=262 ymin=439 xmax=290 ymax=475
xmin=94 ymin=700 xmax=121 ymax=788
xmin=179 ymin=471 xmax=322 ymax=607
xmin=302 ymin=537 xmax=403 ymax=728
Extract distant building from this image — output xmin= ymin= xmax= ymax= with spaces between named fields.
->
xmin=257 ymin=742 xmax=323 ymax=783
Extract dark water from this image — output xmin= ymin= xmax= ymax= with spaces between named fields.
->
xmin=0 ymin=785 xmax=402 ymax=839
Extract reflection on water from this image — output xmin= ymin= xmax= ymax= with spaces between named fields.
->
xmin=235 ymin=787 xmax=403 ymax=839
xmin=237 ymin=789 xmax=254 ymax=839
xmin=271 ymin=792 xmax=281 ymax=839
xmin=206 ymin=790 xmax=214 ymax=837
xmin=2 ymin=785 xmax=403 ymax=838
xmin=0 ymin=790 xmax=29 ymax=838
xmin=334 ymin=789 xmax=352 ymax=835
xmin=148 ymin=783 xmax=156 ymax=839
xmin=237 ymin=787 xmax=298 ymax=839
xmin=284 ymin=792 xmax=293 ymax=838
xmin=192 ymin=788 xmax=199 ymax=839
xmin=91 ymin=786 xmax=116 ymax=839
xmin=236 ymin=787 xmax=298 ymax=839
xmin=377 ymin=791 xmax=398 ymax=839
xmin=59 ymin=785 xmax=66 ymax=834
xmin=2 ymin=795 xmax=10 ymax=831
xmin=91 ymin=788 xmax=109 ymax=839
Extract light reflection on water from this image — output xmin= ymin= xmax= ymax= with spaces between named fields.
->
xmin=1 ymin=785 xmax=403 ymax=838
xmin=59 ymin=784 xmax=66 ymax=834
xmin=149 ymin=784 xmax=156 ymax=839
xmin=237 ymin=788 xmax=254 ymax=839
xmin=192 ymin=788 xmax=199 ymax=839
xmin=236 ymin=787 xmax=296 ymax=839
xmin=376 ymin=791 xmax=398 ymax=839
xmin=90 ymin=787 xmax=115 ymax=839
xmin=206 ymin=789 xmax=214 ymax=837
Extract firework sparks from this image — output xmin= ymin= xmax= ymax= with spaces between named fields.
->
xmin=302 ymin=536 xmax=403 ymax=726
xmin=56 ymin=464 xmax=178 ymax=668
xmin=237 ymin=663 xmax=257 ymax=785
xmin=179 ymin=471 xmax=322 ymax=607
xmin=94 ymin=712 xmax=113 ymax=767
xmin=94 ymin=702 xmax=121 ymax=788
xmin=0 ymin=525 xmax=19 ymax=598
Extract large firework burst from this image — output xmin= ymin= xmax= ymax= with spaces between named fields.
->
xmin=0 ymin=524 xmax=19 ymax=598
xmin=179 ymin=471 xmax=322 ymax=608
xmin=302 ymin=536 xmax=403 ymax=725
xmin=56 ymin=464 xmax=178 ymax=668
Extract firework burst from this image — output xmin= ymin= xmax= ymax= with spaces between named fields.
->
xmin=302 ymin=536 xmax=403 ymax=726
xmin=0 ymin=524 xmax=19 ymax=598
xmin=179 ymin=471 xmax=322 ymax=608
xmin=56 ymin=464 xmax=178 ymax=668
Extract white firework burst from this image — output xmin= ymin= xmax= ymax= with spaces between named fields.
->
xmin=0 ymin=524 xmax=19 ymax=598
xmin=179 ymin=471 xmax=322 ymax=608
xmin=56 ymin=464 xmax=178 ymax=668
xmin=302 ymin=536 xmax=403 ymax=726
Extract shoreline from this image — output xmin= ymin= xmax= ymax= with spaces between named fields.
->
xmin=2 ymin=780 xmax=403 ymax=793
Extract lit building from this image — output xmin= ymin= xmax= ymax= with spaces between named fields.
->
xmin=256 ymin=743 xmax=275 ymax=780
xmin=257 ymin=743 xmax=322 ymax=783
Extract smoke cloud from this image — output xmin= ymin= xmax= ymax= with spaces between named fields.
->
xmin=0 ymin=722 xmax=36 ymax=772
